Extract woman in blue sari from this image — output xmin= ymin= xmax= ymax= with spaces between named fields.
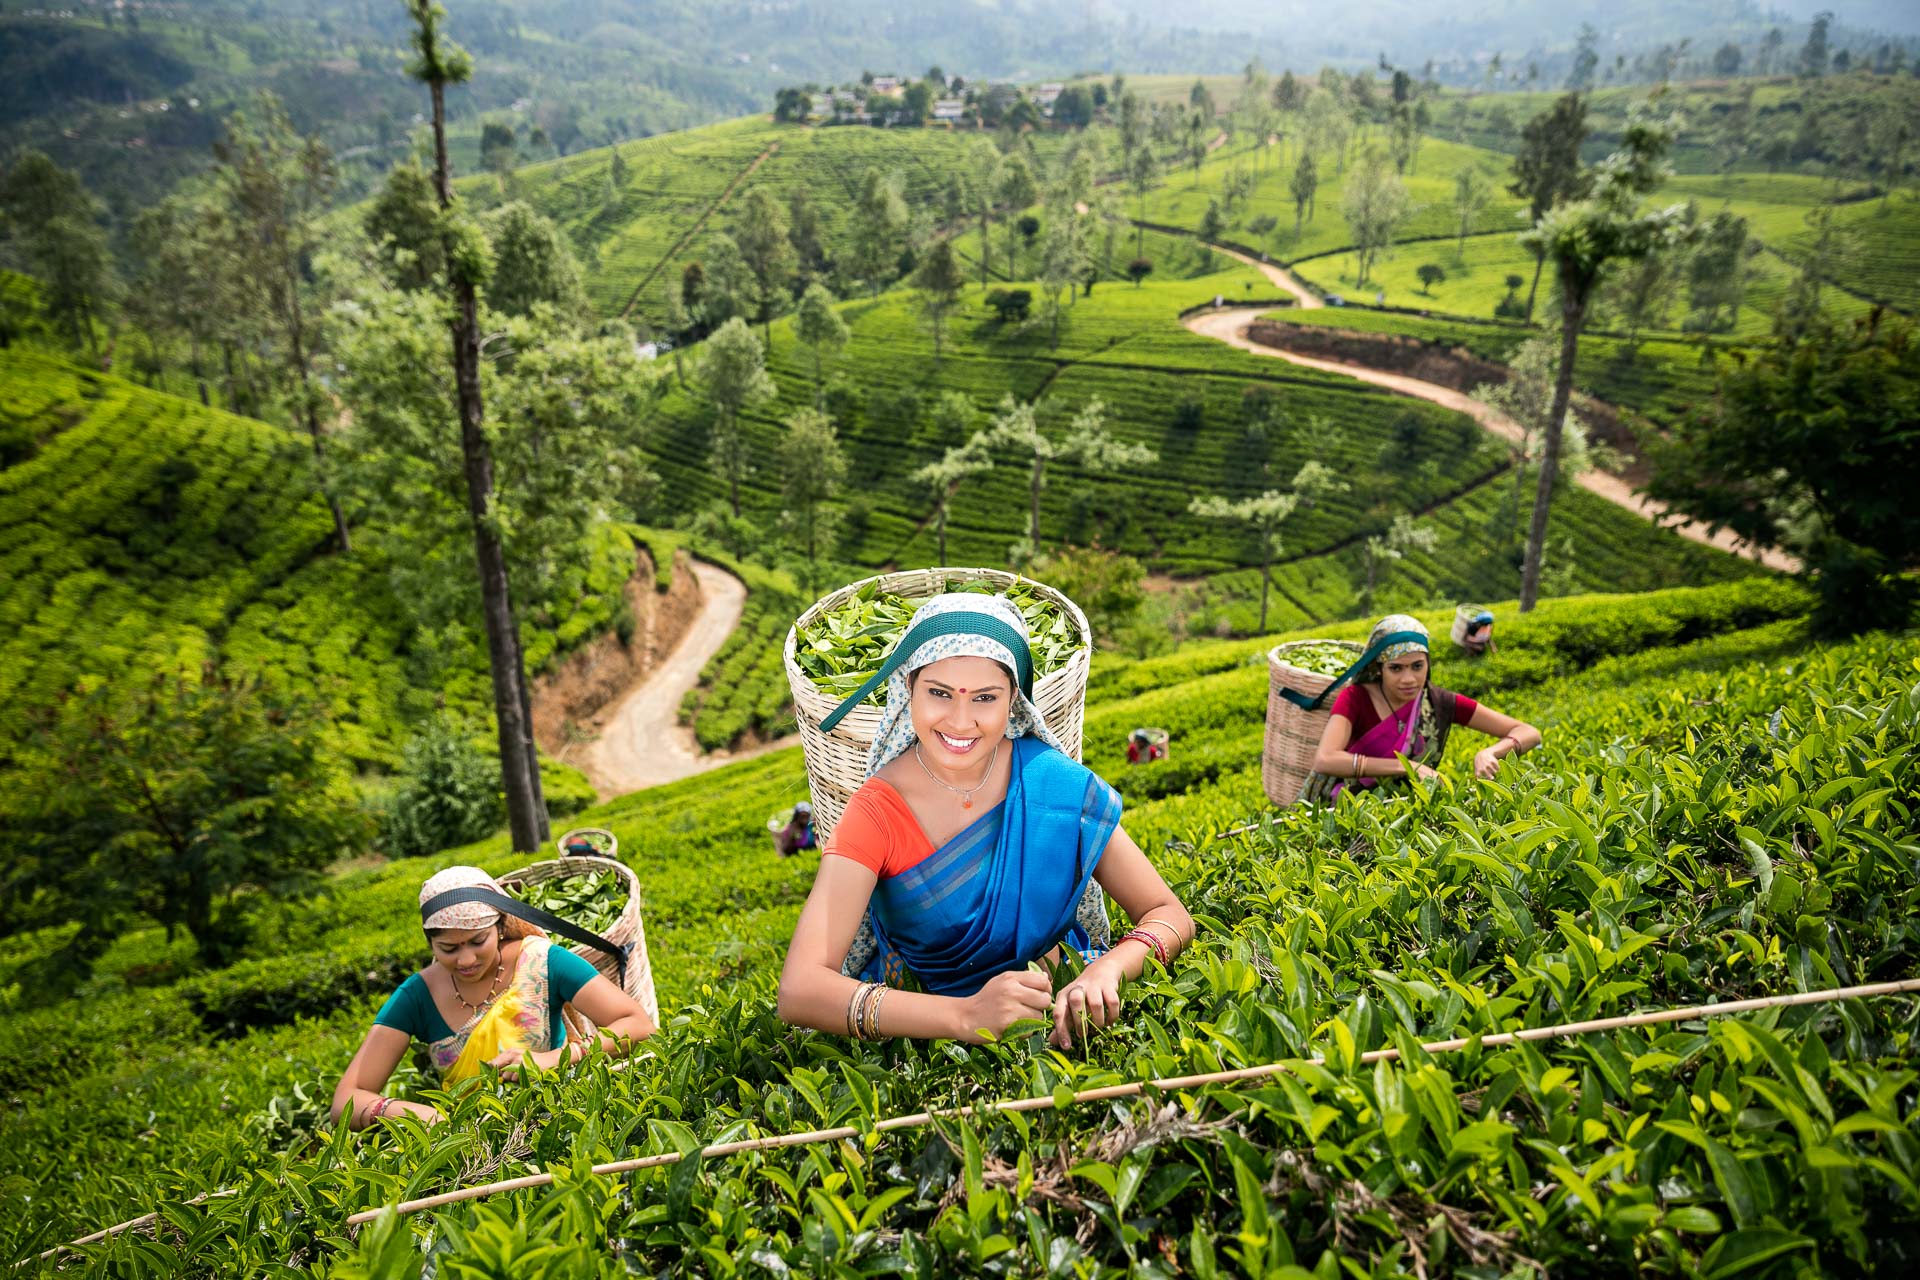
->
xmin=777 ymin=593 xmax=1192 ymax=1049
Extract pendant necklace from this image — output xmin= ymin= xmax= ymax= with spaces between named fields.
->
xmin=452 ymin=959 xmax=506 ymax=1013
xmin=914 ymin=738 xmax=1002 ymax=809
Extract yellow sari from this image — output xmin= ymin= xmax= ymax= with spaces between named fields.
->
xmin=432 ymin=937 xmax=559 ymax=1084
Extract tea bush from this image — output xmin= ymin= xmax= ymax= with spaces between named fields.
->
xmin=7 ymin=588 xmax=1917 ymax=1275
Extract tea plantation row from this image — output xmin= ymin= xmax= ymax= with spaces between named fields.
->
xmin=0 ymin=347 xmax=627 ymax=785
xmin=10 ymin=579 xmax=1918 ymax=1275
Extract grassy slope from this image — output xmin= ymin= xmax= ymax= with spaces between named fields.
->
xmin=0 ymin=347 xmax=618 ymax=790
xmin=11 ymin=577 xmax=1919 ymax=1270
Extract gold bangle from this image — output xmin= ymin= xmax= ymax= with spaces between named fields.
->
xmin=864 ymin=985 xmax=889 ymax=1040
xmin=1136 ymin=917 xmax=1186 ymax=952
xmin=847 ymin=982 xmax=872 ymax=1038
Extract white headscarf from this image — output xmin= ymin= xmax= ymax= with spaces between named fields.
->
xmin=419 ymin=865 xmax=543 ymax=939
xmin=864 ymin=592 xmax=1062 ymax=776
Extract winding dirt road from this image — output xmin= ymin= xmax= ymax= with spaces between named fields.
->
xmin=1184 ymin=304 xmax=1800 ymax=573
xmin=577 ymin=561 xmax=794 ymax=799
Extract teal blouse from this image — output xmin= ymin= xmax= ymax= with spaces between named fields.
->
xmin=375 ymin=944 xmax=601 ymax=1045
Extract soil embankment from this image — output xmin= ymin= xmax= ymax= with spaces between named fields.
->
xmin=534 ymin=552 xmax=793 ymax=800
xmin=1182 ymin=306 xmax=1800 ymax=573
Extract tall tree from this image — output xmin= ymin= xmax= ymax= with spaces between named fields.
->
xmin=125 ymin=195 xmax=222 ymax=405
xmin=733 ymin=187 xmax=794 ymax=342
xmin=1452 ymin=165 xmax=1495 ymax=256
xmin=913 ymin=236 xmax=967 ymax=362
xmin=974 ymin=395 xmax=1156 ymax=555
xmin=1128 ymin=146 xmax=1159 ymax=257
xmin=969 ymin=139 xmax=1002 ymax=289
xmin=1470 ymin=334 xmax=1605 ymax=548
xmin=1508 ymin=93 xmax=1592 ymax=325
xmin=0 ymin=150 xmax=114 ymax=354
xmin=1361 ymin=514 xmax=1439 ymax=615
xmin=1685 ymin=211 xmax=1751 ymax=334
xmin=1568 ymin=23 xmax=1600 ymax=90
xmin=364 ymin=160 xmax=447 ymax=291
xmin=12 ymin=671 xmax=363 ymax=967
xmin=788 ymin=186 xmax=826 ymax=280
xmin=402 ymin=0 xmax=546 ymax=849
xmin=852 ymin=167 xmax=908 ymax=296
xmin=1648 ymin=311 xmax=1920 ymax=634
xmin=778 ymin=408 xmax=846 ymax=589
xmin=1188 ymin=461 xmax=1342 ymax=631
xmin=698 ymin=317 xmax=777 ymax=518
xmin=1800 ymin=11 xmax=1833 ymax=77
xmin=208 ymin=94 xmax=353 ymax=554
xmin=912 ymin=441 xmax=993 ymax=563
xmin=1290 ymin=151 xmax=1319 ymax=237
xmin=1184 ymin=109 xmax=1210 ymax=186
xmin=1340 ymin=149 xmax=1411 ymax=288
xmin=480 ymin=201 xmax=587 ymax=321
xmin=1517 ymin=108 xmax=1691 ymax=611
xmin=995 ymin=152 xmax=1038 ymax=280
xmin=792 ymin=281 xmax=848 ymax=404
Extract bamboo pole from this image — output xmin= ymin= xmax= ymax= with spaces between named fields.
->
xmin=335 ymin=978 xmax=1920 ymax=1228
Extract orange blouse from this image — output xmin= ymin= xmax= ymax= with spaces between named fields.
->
xmin=821 ymin=780 xmax=941 ymax=879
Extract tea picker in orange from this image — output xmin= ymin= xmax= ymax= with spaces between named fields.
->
xmin=777 ymin=593 xmax=1193 ymax=1050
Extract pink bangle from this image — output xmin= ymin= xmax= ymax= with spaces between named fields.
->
xmin=368 ymin=1096 xmax=392 ymax=1122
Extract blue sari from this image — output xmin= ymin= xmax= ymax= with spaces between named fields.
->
xmin=849 ymin=735 xmax=1123 ymax=997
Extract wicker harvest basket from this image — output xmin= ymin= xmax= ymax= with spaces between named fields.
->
xmin=1262 ymin=639 xmax=1363 ymax=807
xmin=783 ymin=567 xmax=1092 ymax=840
xmin=497 ymin=856 xmax=658 ymax=1028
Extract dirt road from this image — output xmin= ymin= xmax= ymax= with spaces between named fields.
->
xmin=1183 ymin=306 xmax=1800 ymax=573
xmin=578 ymin=560 xmax=794 ymax=799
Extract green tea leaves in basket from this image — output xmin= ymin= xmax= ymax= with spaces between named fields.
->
xmin=521 ymin=869 xmax=627 ymax=937
xmin=1278 ymin=642 xmax=1359 ymax=678
xmin=794 ymin=579 xmax=1079 ymax=705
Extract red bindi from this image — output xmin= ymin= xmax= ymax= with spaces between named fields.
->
xmin=957 ymin=687 xmax=968 ymax=693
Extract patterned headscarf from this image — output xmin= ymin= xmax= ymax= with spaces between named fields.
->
xmin=419 ymin=865 xmax=543 ymax=939
xmin=865 ymin=592 xmax=1063 ymax=776
xmin=1361 ymin=613 xmax=1431 ymax=683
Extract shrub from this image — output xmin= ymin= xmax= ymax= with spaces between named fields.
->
xmin=380 ymin=716 xmax=505 ymax=860
xmin=985 ymin=288 xmax=1032 ymax=322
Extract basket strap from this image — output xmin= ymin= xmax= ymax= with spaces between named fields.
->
xmin=1277 ymin=630 xmax=1428 ymax=712
xmin=420 ymin=887 xmax=632 ymax=982
xmin=818 ymin=610 xmax=1034 ymax=734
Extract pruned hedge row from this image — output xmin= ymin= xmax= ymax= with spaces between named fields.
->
xmin=25 ymin=619 xmax=1917 ymax=1275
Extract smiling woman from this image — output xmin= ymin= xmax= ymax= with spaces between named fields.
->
xmin=1303 ymin=612 xmax=1542 ymax=803
xmin=329 ymin=865 xmax=656 ymax=1129
xmin=776 ymin=592 xmax=1193 ymax=1050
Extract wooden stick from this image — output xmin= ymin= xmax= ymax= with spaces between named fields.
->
xmin=335 ymin=978 xmax=1920 ymax=1227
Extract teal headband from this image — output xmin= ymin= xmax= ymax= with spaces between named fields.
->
xmin=819 ymin=610 xmax=1035 ymax=733
xmin=1278 ymin=629 xmax=1427 ymax=712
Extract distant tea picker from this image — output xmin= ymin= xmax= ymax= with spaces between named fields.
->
xmin=1299 ymin=613 xmax=1540 ymax=802
xmin=777 ymin=575 xmax=1192 ymax=1050
xmin=331 ymin=864 xmax=656 ymax=1128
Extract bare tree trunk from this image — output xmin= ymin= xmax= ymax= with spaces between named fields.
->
xmin=285 ymin=282 xmax=352 ymax=554
xmin=1259 ymin=554 xmax=1272 ymax=632
xmin=1028 ymin=457 xmax=1044 ymax=546
xmin=428 ymin=78 xmax=546 ymax=852
xmin=936 ymin=502 xmax=948 ymax=563
xmin=1523 ymin=251 xmax=1546 ymax=325
xmin=1520 ymin=297 xmax=1585 ymax=611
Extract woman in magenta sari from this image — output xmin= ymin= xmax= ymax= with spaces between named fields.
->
xmin=1304 ymin=614 xmax=1541 ymax=803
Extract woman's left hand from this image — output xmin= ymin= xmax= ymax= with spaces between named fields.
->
xmin=1473 ymin=747 xmax=1502 ymax=779
xmin=1051 ymin=968 xmax=1123 ymax=1049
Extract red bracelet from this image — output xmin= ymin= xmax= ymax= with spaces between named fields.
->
xmin=368 ymin=1096 xmax=392 ymax=1122
xmin=1120 ymin=928 xmax=1169 ymax=966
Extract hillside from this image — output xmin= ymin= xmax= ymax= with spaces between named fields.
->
xmin=0 ymin=347 xmax=621 ymax=792
xmin=637 ymin=264 xmax=1757 ymax=600
xmin=6 ymin=577 xmax=1918 ymax=1272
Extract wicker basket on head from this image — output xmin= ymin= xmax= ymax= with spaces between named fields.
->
xmin=783 ymin=567 xmax=1093 ymax=840
xmin=1262 ymin=639 xmax=1363 ymax=807
xmin=497 ymin=856 xmax=658 ymax=1028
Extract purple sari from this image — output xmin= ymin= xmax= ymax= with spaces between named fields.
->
xmin=1301 ymin=685 xmax=1454 ymax=805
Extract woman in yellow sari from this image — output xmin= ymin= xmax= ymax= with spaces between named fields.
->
xmin=331 ymin=866 xmax=655 ymax=1129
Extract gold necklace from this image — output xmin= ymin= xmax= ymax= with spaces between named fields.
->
xmin=451 ymin=958 xmax=506 ymax=1013
xmin=913 ymin=738 xmax=1001 ymax=809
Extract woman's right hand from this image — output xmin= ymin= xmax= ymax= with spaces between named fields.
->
xmin=1413 ymin=762 xmax=1441 ymax=782
xmin=953 ymin=969 xmax=1053 ymax=1041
